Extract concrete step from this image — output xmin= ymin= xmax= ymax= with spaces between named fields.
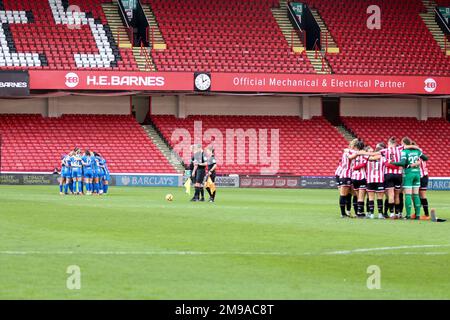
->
xmin=306 ymin=50 xmax=332 ymax=74
xmin=142 ymin=125 xmax=185 ymax=173
xmin=335 ymin=126 xmax=356 ymax=142
xmin=310 ymin=9 xmax=338 ymax=50
xmin=102 ymin=3 xmax=132 ymax=48
xmin=271 ymin=7 xmax=304 ymax=52
xmin=419 ymin=0 xmax=449 ymax=54
xmin=132 ymin=47 xmax=157 ymax=71
xmin=142 ymin=5 xmax=166 ymax=49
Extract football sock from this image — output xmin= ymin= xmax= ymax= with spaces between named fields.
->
xmin=77 ymin=181 xmax=82 ymax=193
xmin=421 ymin=198 xmax=429 ymax=216
xmin=194 ymin=187 xmax=200 ymax=199
xmin=72 ymin=181 xmax=77 ymax=193
xmin=368 ymin=200 xmax=375 ymax=214
xmin=399 ymin=193 xmax=404 ymax=213
xmin=345 ymin=194 xmax=352 ymax=211
xmin=339 ymin=196 xmax=347 ymax=216
xmin=413 ymin=194 xmax=421 ymax=218
xmin=389 ymin=203 xmax=395 ymax=214
xmin=212 ymin=191 xmax=216 ymax=200
xmin=206 ymin=187 xmax=212 ymax=197
xmin=200 ymin=188 xmax=204 ymax=199
xmin=103 ymin=184 xmax=109 ymax=194
xmin=352 ymin=196 xmax=358 ymax=214
xmin=64 ymin=183 xmax=69 ymax=194
xmin=357 ymin=201 xmax=364 ymax=214
xmin=366 ymin=200 xmax=370 ymax=213
xmin=377 ymin=199 xmax=383 ymax=213
xmin=59 ymin=184 xmax=63 ymax=193
xmin=69 ymin=182 xmax=73 ymax=193
xmin=384 ymin=198 xmax=389 ymax=214
xmin=405 ymin=194 xmax=412 ymax=217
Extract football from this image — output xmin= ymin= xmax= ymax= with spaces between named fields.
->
xmin=165 ymin=194 xmax=174 ymax=202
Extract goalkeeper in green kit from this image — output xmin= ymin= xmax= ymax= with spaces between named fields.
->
xmin=391 ymin=137 xmax=429 ymax=220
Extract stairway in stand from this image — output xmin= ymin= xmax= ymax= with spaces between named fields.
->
xmin=310 ymin=9 xmax=339 ymax=54
xmin=306 ymin=50 xmax=332 ymax=74
xmin=102 ymin=1 xmax=132 ymax=49
xmin=142 ymin=125 xmax=185 ymax=173
xmin=102 ymin=1 xmax=157 ymax=71
xmin=271 ymin=0 xmax=304 ymax=53
xmin=142 ymin=4 xmax=167 ymax=50
xmin=421 ymin=0 xmax=450 ymax=56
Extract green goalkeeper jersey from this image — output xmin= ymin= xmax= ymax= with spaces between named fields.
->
xmin=393 ymin=149 xmax=428 ymax=174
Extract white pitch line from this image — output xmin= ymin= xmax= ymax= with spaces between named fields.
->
xmin=326 ymin=244 xmax=450 ymax=255
xmin=0 ymin=244 xmax=449 ymax=257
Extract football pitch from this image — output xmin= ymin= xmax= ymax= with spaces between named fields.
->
xmin=0 ymin=185 xmax=449 ymax=300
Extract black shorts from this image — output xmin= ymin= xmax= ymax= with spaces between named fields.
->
xmin=384 ymin=174 xmax=403 ymax=190
xmin=340 ymin=177 xmax=352 ymax=187
xmin=420 ymin=175 xmax=429 ymax=190
xmin=352 ymin=179 xmax=367 ymax=190
xmin=195 ymin=169 xmax=206 ymax=184
xmin=367 ymin=182 xmax=385 ymax=193
xmin=335 ymin=175 xmax=342 ymax=187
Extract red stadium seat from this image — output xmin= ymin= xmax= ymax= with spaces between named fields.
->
xmin=342 ymin=117 xmax=450 ymax=177
xmin=303 ymin=0 xmax=450 ymax=76
xmin=151 ymin=115 xmax=349 ymax=176
xmin=143 ymin=0 xmax=315 ymax=74
xmin=0 ymin=114 xmax=176 ymax=173
xmin=0 ymin=0 xmax=139 ymax=71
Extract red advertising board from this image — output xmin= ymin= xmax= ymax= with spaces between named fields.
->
xmin=211 ymin=73 xmax=450 ymax=95
xmin=28 ymin=70 xmax=450 ymax=95
xmin=29 ymin=70 xmax=194 ymax=91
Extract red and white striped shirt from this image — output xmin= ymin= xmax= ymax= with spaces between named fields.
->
xmin=339 ymin=149 xmax=356 ymax=179
xmin=381 ymin=145 xmax=404 ymax=175
xmin=420 ymin=159 xmax=429 ymax=178
xmin=351 ymin=155 xmax=368 ymax=181
xmin=335 ymin=160 xmax=343 ymax=177
xmin=366 ymin=157 xmax=387 ymax=183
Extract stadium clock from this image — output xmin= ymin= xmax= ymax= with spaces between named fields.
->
xmin=194 ymin=72 xmax=211 ymax=91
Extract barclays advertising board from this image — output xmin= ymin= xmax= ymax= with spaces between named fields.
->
xmin=428 ymin=178 xmax=450 ymax=191
xmin=113 ymin=175 xmax=181 ymax=187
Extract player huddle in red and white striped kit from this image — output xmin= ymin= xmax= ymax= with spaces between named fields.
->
xmin=335 ymin=137 xmax=429 ymax=220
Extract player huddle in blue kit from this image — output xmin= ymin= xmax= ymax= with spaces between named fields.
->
xmin=59 ymin=148 xmax=110 ymax=196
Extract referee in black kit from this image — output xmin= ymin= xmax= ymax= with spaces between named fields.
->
xmin=205 ymin=146 xmax=217 ymax=202
xmin=191 ymin=144 xmax=207 ymax=202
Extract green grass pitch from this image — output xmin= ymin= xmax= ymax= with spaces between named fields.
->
xmin=0 ymin=185 xmax=449 ymax=300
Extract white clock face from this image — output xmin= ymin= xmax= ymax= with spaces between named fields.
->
xmin=195 ymin=73 xmax=211 ymax=91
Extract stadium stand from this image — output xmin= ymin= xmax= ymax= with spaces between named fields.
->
xmin=302 ymin=0 xmax=450 ymax=76
xmin=342 ymin=117 xmax=450 ymax=176
xmin=151 ymin=115 xmax=348 ymax=176
xmin=435 ymin=0 xmax=450 ymax=6
xmin=0 ymin=114 xmax=175 ymax=173
xmin=143 ymin=0 xmax=316 ymax=73
xmin=0 ymin=0 xmax=139 ymax=70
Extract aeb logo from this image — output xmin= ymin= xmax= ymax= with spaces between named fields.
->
xmin=65 ymin=72 xmax=80 ymax=88
xmin=424 ymin=78 xmax=437 ymax=93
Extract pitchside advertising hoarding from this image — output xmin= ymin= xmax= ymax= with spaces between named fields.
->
xmin=0 ymin=173 xmax=449 ymax=190
xmin=27 ymin=70 xmax=450 ymax=95
xmin=113 ymin=174 xmax=181 ymax=187
xmin=0 ymin=70 xmax=29 ymax=96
